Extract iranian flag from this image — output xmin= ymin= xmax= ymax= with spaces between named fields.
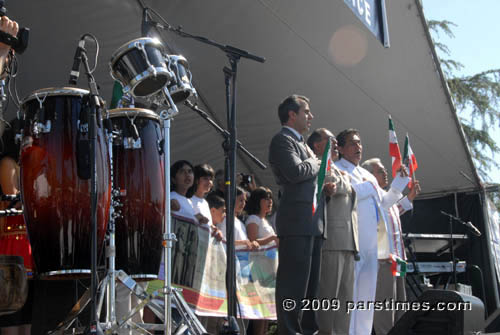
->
xmin=403 ymin=133 xmax=418 ymax=178
xmin=313 ymin=139 xmax=332 ymax=214
xmin=388 ymin=116 xmax=402 ymax=178
xmin=390 ymin=254 xmax=407 ymax=277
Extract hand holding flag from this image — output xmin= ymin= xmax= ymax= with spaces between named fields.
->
xmin=388 ymin=116 xmax=402 ymax=178
xmin=403 ymin=133 xmax=418 ymax=187
xmin=313 ymin=138 xmax=332 ymax=214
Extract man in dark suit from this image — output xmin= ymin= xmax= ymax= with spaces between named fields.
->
xmin=269 ymin=95 xmax=331 ymax=335
xmin=308 ymin=128 xmax=359 ymax=335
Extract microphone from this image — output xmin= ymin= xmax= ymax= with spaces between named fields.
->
xmin=141 ymin=8 xmax=151 ymax=37
xmin=69 ymin=37 xmax=86 ymax=85
xmin=465 ymin=221 xmax=482 ymax=237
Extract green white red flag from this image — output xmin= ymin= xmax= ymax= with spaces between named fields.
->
xmin=389 ymin=116 xmax=402 ymax=178
xmin=390 ymin=253 xmax=407 ymax=277
xmin=403 ymin=133 xmax=418 ymax=178
xmin=313 ymin=139 xmax=331 ymax=214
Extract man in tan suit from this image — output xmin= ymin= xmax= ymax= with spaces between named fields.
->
xmin=307 ymin=128 xmax=359 ymax=335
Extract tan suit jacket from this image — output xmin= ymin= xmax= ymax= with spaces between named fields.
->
xmin=323 ymin=165 xmax=358 ymax=251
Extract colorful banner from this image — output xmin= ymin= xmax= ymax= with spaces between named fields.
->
xmin=148 ymin=215 xmax=278 ymax=320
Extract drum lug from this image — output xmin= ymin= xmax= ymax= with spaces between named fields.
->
xmin=163 ymin=233 xmax=177 ymax=248
xmin=123 ymin=137 xmax=141 ymax=149
xmin=112 ymin=199 xmax=123 ymax=208
xmin=32 ymin=120 xmax=51 ymax=136
xmin=77 ymin=120 xmax=89 ymax=133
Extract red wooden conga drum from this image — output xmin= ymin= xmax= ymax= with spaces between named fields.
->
xmin=108 ymin=108 xmax=164 ymax=279
xmin=19 ymin=87 xmax=111 ymax=278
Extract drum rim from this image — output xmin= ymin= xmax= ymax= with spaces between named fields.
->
xmin=0 ymin=255 xmax=24 ymax=264
xmin=109 ymin=37 xmax=165 ymax=66
xmin=21 ymin=87 xmax=89 ymax=106
xmin=169 ymin=54 xmax=188 ymax=65
xmin=125 ymin=66 xmax=172 ymax=98
xmin=107 ymin=108 xmax=160 ymax=121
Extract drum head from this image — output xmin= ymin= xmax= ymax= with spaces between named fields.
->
xmin=107 ymin=108 xmax=160 ymax=122
xmin=21 ymin=87 xmax=89 ymax=106
xmin=110 ymin=38 xmax=164 ymax=64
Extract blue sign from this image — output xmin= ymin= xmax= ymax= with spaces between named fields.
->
xmin=343 ymin=0 xmax=390 ymax=47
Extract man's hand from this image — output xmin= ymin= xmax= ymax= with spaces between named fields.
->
xmin=408 ymin=180 xmax=421 ymax=202
xmin=398 ymin=165 xmax=409 ymax=177
xmin=0 ymin=16 xmax=18 ymax=56
xmin=323 ymin=181 xmax=337 ymax=197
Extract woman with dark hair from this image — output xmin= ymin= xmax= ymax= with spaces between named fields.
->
xmin=188 ymin=163 xmax=214 ymax=225
xmin=245 ymin=187 xmax=278 ymax=247
xmin=188 ymin=164 xmax=223 ymax=240
xmin=245 ymin=188 xmax=277 ymax=335
xmin=170 ymin=160 xmax=197 ymax=221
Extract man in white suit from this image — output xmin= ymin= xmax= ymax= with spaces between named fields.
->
xmin=362 ymin=158 xmax=420 ymax=335
xmin=335 ymin=129 xmax=409 ymax=335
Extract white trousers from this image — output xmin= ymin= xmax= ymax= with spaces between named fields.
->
xmin=349 ymin=249 xmax=378 ymax=335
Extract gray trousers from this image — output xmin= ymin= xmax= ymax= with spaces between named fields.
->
xmin=373 ymin=260 xmax=406 ymax=335
xmin=317 ymin=250 xmax=355 ymax=335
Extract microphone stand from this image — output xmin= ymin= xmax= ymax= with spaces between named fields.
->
xmin=440 ymin=210 xmax=481 ymax=290
xmin=138 ymin=7 xmax=265 ymax=333
xmin=80 ymin=47 xmax=104 ymax=335
xmin=184 ymin=100 xmax=266 ymax=170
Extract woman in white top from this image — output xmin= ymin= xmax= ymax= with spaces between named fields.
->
xmin=219 ymin=187 xmax=259 ymax=250
xmin=245 ymin=188 xmax=277 ymax=335
xmin=245 ymin=187 xmax=279 ymax=247
xmin=170 ymin=160 xmax=197 ymax=221
xmin=188 ymin=163 xmax=222 ymax=240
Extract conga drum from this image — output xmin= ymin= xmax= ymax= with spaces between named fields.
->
xmin=0 ymin=256 xmax=28 ymax=316
xmin=19 ymin=87 xmax=111 ymax=278
xmin=108 ymin=108 xmax=164 ymax=279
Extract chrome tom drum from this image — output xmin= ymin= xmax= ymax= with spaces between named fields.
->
xmin=110 ymin=38 xmax=173 ymax=98
xmin=166 ymin=55 xmax=197 ymax=103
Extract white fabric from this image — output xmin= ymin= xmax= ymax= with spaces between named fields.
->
xmin=336 ymin=158 xmax=408 ymax=335
xmin=171 ymin=191 xmax=197 ymax=222
xmin=245 ymin=215 xmax=276 ymax=239
xmin=377 ymin=196 xmax=413 ymax=260
xmin=219 ymin=217 xmax=249 ymax=242
xmin=191 ymin=195 xmax=212 ymax=227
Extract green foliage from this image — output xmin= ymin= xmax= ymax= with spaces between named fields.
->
xmin=428 ymin=19 xmax=500 ymax=179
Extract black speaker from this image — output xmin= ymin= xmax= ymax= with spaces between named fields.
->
xmin=387 ymin=289 xmax=484 ymax=335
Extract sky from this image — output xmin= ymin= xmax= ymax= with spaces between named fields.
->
xmin=421 ymin=0 xmax=500 ymax=184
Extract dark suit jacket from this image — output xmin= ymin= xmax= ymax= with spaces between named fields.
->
xmin=269 ymin=127 xmax=322 ymax=237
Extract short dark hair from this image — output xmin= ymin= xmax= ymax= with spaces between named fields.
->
xmin=336 ymin=128 xmax=360 ymax=147
xmin=170 ymin=160 xmax=194 ymax=191
xmin=207 ymin=193 xmax=225 ymax=209
xmin=306 ymin=128 xmax=331 ymax=152
xmin=246 ymin=186 xmax=273 ymax=215
xmin=277 ymin=94 xmax=310 ymax=125
xmin=187 ymin=163 xmax=215 ymax=197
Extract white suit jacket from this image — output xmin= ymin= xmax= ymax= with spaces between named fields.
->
xmin=335 ymin=158 xmax=409 ymax=253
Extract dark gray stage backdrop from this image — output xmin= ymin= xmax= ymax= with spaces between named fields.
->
xmin=402 ymin=191 xmax=498 ymax=316
xmin=5 ymin=0 xmax=500 ymax=321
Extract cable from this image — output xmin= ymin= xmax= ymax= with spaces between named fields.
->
xmin=80 ymin=33 xmax=100 ymax=75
